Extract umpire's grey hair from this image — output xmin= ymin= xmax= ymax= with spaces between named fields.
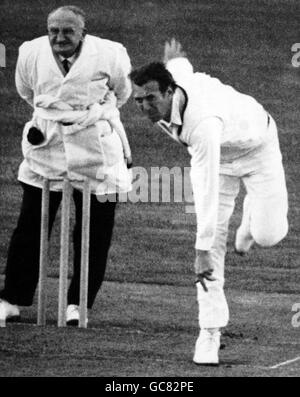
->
xmin=47 ymin=5 xmax=86 ymax=28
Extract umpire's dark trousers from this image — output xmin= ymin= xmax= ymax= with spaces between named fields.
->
xmin=0 ymin=182 xmax=117 ymax=308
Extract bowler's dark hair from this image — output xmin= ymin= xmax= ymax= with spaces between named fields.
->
xmin=129 ymin=62 xmax=177 ymax=93
xmin=48 ymin=5 xmax=86 ymax=27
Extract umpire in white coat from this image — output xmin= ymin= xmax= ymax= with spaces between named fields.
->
xmin=129 ymin=40 xmax=288 ymax=365
xmin=0 ymin=6 xmax=132 ymax=325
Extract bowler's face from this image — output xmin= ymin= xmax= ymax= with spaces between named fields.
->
xmin=133 ymin=81 xmax=173 ymax=123
xmin=48 ymin=10 xmax=85 ymax=58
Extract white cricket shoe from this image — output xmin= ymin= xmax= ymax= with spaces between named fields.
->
xmin=234 ymin=226 xmax=255 ymax=255
xmin=0 ymin=299 xmax=20 ymax=323
xmin=193 ymin=329 xmax=220 ymax=365
xmin=66 ymin=304 xmax=88 ymax=326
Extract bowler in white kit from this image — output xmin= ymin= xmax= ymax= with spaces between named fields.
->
xmin=129 ymin=40 xmax=288 ymax=365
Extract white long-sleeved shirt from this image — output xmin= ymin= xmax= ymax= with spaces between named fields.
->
xmin=159 ymin=57 xmax=271 ymax=250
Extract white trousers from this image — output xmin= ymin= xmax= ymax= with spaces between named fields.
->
xmin=197 ymin=117 xmax=289 ymax=329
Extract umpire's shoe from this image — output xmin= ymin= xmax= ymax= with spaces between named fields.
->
xmin=0 ymin=299 xmax=20 ymax=324
xmin=66 ymin=304 xmax=88 ymax=326
xmin=193 ymin=329 xmax=220 ymax=365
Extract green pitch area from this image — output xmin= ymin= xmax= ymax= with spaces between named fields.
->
xmin=1 ymin=278 xmax=299 ymax=376
xmin=0 ymin=0 xmax=299 ymax=377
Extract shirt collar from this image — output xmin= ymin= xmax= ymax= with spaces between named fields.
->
xmin=58 ymin=53 xmax=77 ymax=65
xmin=170 ymin=87 xmax=185 ymax=126
xmin=160 ymin=86 xmax=186 ymax=130
xmin=156 ymin=86 xmax=188 ymax=146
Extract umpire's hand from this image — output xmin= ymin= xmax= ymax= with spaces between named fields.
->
xmin=194 ymin=250 xmax=216 ymax=292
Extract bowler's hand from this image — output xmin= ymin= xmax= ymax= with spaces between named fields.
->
xmin=194 ymin=250 xmax=216 ymax=292
xmin=163 ymin=38 xmax=187 ymax=64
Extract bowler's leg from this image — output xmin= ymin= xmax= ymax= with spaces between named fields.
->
xmin=196 ymin=174 xmax=240 ymax=329
xmin=194 ymin=174 xmax=240 ymax=364
xmin=237 ymin=190 xmax=288 ymax=252
xmin=237 ymin=125 xmax=288 ymax=252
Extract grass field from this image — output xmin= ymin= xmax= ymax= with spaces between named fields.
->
xmin=0 ymin=0 xmax=299 ymax=378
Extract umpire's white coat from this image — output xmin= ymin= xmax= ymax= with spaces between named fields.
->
xmin=15 ymin=34 xmax=132 ymax=195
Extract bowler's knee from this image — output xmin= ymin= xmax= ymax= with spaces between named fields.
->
xmin=252 ymin=220 xmax=288 ymax=247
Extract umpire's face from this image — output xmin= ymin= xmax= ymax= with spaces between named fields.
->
xmin=133 ymin=81 xmax=173 ymax=123
xmin=48 ymin=10 xmax=86 ymax=58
